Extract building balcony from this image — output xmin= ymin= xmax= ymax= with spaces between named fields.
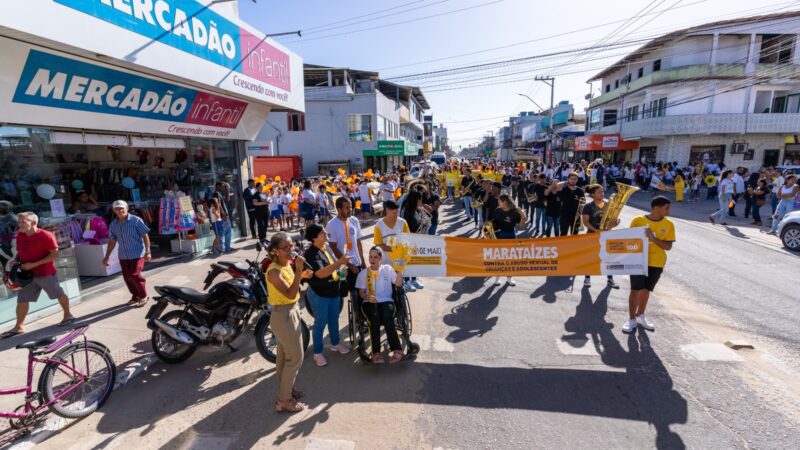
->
xmin=591 ymin=64 xmax=747 ymax=108
xmin=591 ymin=113 xmax=800 ymax=138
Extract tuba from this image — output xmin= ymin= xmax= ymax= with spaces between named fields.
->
xmin=482 ymin=220 xmax=497 ymax=239
xmin=599 ymin=182 xmax=640 ymax=230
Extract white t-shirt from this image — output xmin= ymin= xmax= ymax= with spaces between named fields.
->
xmin=302 ymin=189 xmax=316 ymax=205
xmin=282 ymin=193 xmax=292 ymax=212
xmin=624 ymin=168 xmax=634 ymax=179
xmin=355 ymin=264 xmax=397 ymax=303
xmin=733 ymin=173 xmax=745 ymax=194
xmin=720 ymin=178 xmax=734 ymax=195
xmin=772 ymin=176 xmax=785 ymax=194
xmin=326 ymin=216 xmax=362 ymax=266
xmin=358 ymin=184 xmax=372 ymax=204
xmin=381 ymin=182 xmax=394 ymax=202
xmin=317 ymin=192 xmax=328 ymax=209
xmin=269 ymin=194 xmax=281 ymax=211
xmin=374 ymin=218 xmax=410 ymax=265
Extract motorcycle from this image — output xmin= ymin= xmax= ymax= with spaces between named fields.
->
xmin=146 ymin=242 xmax=309 ymax=364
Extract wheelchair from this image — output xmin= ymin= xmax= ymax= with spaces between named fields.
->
xmin=347 ymin=283 xmax=420 ymax=364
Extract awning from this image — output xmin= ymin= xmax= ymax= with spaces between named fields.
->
xmin=786 ymin=135 xmax=800 ymax=144
xmin=575 ymin=134 xmax=639 ymax=151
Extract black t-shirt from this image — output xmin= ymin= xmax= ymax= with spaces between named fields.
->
xmin=558 ymin=186 xmax=585 ymax=215
xmin=473 ymin=187 xmax=485 ymax=202
xmin=423 ymin=194 xmax=441 ymax=225
xmin=492 ymin=208 xmax=521 ymax=234
xmin=461 ymin=175 xmax=474 ymax=193
xmin=254 ymin=192 xmax=269 ymax=216
xmin=517 ymin=179 xmax=530 ymax=200
xmin=501 ymin=174 xmax=512 ymax=187
xmin=304 ymin=246 xmax=340 ymax=298
xmin=545 ymin=189 xmax=561 ymax=217
xmin=483 ymin=195 xmax=499 ymax=221
xmin=530 ymin=184 xmax=547 ymax=208
xmin=581 ymin=201 xmax=606 ymax=232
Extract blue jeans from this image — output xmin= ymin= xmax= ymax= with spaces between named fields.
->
xmin=770 ymin=193 xmax=779 ymax=214
xmin=771 ymin=200 xmax=794 ymax=232
xmin=534 ymin=208 xmax=546 ymax=231
xmin=474 ymin=205 xmax=484 ymax=228
xmin=428 ymin=224 xmax=438 ymax=235
xmin=544 ymin=216 xmax=560 ymax=237
xmin=446 ymin=186 xmax=454 ymax=200
xmin=306 ymin=287 xmax=341 ymax=354
xmin=712 ymin=194 xmax=732 ymax=222
xmin=463 ymin=195 xmax=473 ymax=219
xmin=221 ymin=219 xmax=232 ymax=251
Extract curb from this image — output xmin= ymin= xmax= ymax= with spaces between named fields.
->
xmin=4 ymin=355 xmax=157 ymax=449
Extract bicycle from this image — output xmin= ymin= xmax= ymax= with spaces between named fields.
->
xmin=0 ymin=325 xmax=116 ymax=430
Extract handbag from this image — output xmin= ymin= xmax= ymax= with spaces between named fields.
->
xmin=756 ymin=198 xmax=766 ymax=207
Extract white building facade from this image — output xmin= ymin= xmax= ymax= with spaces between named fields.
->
xmin=586 ymin=12 xmax=800 ymax=169
xmin=254 ymin=66 xmax=428 ymax=175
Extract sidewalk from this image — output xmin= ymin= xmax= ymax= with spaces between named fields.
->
xmin=0 ymin=237 xmax=264 ymax=447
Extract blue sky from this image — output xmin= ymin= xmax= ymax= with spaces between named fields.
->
xmin=238 ymin=0 xmax=800 ymax=149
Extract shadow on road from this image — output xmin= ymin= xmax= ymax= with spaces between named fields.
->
xmin=530 ymin=276 xmax=575 ymax=303
xmin=446 ymin=277 xmax=488 ymax=302
xmin=443 ymin=284 xmax=506 ymax=343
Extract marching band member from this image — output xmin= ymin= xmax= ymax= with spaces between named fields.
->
xmin=580 ymin=184 xmax=620 ymax=289
xmin=491 ymin=194 xmax=527 ymax=287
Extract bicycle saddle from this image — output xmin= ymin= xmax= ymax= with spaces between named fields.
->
xmin=16 ymin=336 xmax=57 ymax=350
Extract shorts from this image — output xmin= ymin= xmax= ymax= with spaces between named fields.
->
xmin=213 ymin=221 xmax=224 ymax=235
xmin=360 ymin=203 xmax=372 ymax=214
xmin=270 ymin=209 xmax=283 ymax=220
xmin=630 ymin=266 xmax=664 ymax=292
xmin=17 ymin=275 xmax=65 ymax=303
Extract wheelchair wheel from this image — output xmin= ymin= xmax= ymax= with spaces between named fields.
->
xmin=395 ymin=291 xmax=419 ymax=356
xmin=350 ymin=295 xmax=373 ymax=364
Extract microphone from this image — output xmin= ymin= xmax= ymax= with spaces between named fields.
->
xmin=291 ymin=251 xmax=315 ymax=270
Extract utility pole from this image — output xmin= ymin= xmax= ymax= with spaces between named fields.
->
xmin=534 ymin=76 xmax=555 ymax=165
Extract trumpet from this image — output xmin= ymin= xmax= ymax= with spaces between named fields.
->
xmin=460 ymin=178 xmax=474 ymax=196
xmin=482 ymin=220 xmax=497 ymax=239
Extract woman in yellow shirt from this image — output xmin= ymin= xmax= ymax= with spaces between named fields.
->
xmin=266 ymin=232 xmax=313 ymax=413
xmin=674 ymin=172 xmax=685 ymax=203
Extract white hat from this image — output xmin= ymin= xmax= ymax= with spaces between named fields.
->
xmin=112 ymin=200 xmax=128 ymax=209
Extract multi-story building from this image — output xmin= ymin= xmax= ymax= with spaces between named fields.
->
xmin=253 ymin=64 xmax=429 ymax=175
xmin=585 ymin=11 xmax=800 ymax=168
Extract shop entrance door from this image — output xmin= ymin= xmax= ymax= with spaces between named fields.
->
xmin=764 ymin=149 xmax=779 ymax=167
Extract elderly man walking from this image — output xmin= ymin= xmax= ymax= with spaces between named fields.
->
xmin=0 ymin=212 xmax=75 ymax=338
xmin=102 ymin=200 xmax=151 ymax=307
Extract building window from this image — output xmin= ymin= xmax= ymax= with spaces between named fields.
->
xmin=602 ymin=109 xmax=618 ymax=127
xmin=377 ymin=116 xmax=387 ymax=141
xmin=759 ymin=35 xmax=795 ymax=63
xmin=287 ymin=113 xmax=305 ymax=131
xmin=625 ymin=105 xmax=639 ymax=122
xmin=772 ymin=96 xmax=788 ymax=114
xmin=637 ymin=67 xmax=644 ymax=78
xmin=348 ymin=114 xmax=372 ymax=142
xmin=605 ymin=84 xmax=610 ymax=93
xmin=614 ymin=79 xmax=620 ymax=89
xmin=653 ymin=59 xmax=661 ymax=72
xmin=649 ymin=97 xmax=667 ymax=118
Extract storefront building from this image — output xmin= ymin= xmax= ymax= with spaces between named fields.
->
xmin=0 ymin=0 xmax=303 ymax=326
xmin=364 ymin=140 xmax=420 ymax=173
xmin=574 ymin=134 xmax=640 ymax=164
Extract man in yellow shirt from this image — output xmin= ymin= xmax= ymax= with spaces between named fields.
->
xmin=624 ymin=196 xmax=676 ymax=334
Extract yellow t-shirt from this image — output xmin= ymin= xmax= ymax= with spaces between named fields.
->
xmin=266 ymin=262 xmax=299 ymax=306
xmin=630 ymin=215 xmax=675 ymax=268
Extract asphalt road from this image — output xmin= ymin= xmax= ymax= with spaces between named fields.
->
xmin=33 ymin=197 xmax=800 ymax=450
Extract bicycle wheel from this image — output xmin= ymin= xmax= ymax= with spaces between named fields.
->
xmin=40 ymin=341 xmax=116 ymax=419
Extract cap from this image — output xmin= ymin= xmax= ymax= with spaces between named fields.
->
xmin=112 ymin=200 xmax=128 ymax=209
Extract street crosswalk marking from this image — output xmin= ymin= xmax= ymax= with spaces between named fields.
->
xmin=413 ymin=335 xmax=454 ymax=352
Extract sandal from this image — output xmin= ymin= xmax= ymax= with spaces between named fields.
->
xmin=292 ymin=389 xmax=305 ymax=399
xmin=134 ymin=298 xmax=148 ymax=308
xmin=58 ymin=316 xmax=76 ymax=326
xmin=389 ymin=351 xmax=406 ymax=364
xmin=0 ymin=330 xmax=23 ymax=339
xmin=369 ymin=353 xmax=385 ymax=364
xmin=275 ymin=400 xmax=305 ymax=413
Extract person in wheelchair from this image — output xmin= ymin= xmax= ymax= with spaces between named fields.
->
xmin=355 ymin=246 xmax=405 ymax=364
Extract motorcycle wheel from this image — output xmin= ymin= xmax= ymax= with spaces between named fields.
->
xmin=151 ymin=310 xmax=198 ymax=364
xmin=255 ymin=313 xmax=311 ymax=364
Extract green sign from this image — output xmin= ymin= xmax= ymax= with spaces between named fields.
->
xmin=404 ymin=142 xmax=420 ymax=156
xmin=368 ymin=140 xmax=419 ymax=157
xmin=364 ymin=147 xmax=403 ymax=157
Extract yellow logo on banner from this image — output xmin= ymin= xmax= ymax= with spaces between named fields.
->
xmin=606 ymin=239 xmax=644 ymax=254
xmin=387 ymin=238 xmax=410 ymax=271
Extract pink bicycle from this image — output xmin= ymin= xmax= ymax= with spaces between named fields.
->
xmin=0 ymin=326 xmax=116 ymax=430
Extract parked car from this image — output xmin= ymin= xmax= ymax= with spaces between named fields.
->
xmin=777 ymin=210 xmax=800 ymax=252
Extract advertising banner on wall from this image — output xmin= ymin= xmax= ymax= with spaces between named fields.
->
xmin=384 ymin=228 xmax=649 ymax=277
xmin=0 ymin=37 xmax=270 ymax=140
xmin=0 ymin=0 xmax=304 ymax=111
xmin=575 ymin=134 xmax=639 ymax=151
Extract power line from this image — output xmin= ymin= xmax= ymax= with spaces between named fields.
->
xmin=301 ymin=0 xmax=430 ymax=32
xmin=302 ymin=0 xmax=451 ymax=35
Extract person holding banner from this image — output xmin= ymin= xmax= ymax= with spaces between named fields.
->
xmin=460 ymin=168 xmax=475 ymax=222
xmin=581 ymin=185 xmax=621 ymax=289
xmin=624 ymin=196 xmax=675 ymax=334
xmin=491 ymin=194 xmax=527 ymax=286
xmin=555 ymin=173 xmax=585 ymax=237
xmin=355 ymin=247 xmax=405 ymax=364
xmin=374 ymin=200 xmax=415 ymax=292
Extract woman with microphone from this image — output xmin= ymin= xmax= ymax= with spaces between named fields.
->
xmin=303 ymin=224 xmax=351 ymax=367
xmin=266 ymin=232 xmax=313 ymax=413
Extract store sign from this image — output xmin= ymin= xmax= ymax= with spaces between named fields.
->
xmin=575 ymin=134 xmax=639 ymax=151
xmin=1 ymin=0 xmax=304 ymax=111
xmin=0 ymin=37 xmax=270 ymax=140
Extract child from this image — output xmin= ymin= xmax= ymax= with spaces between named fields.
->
xmin=209 ymin=197 xmax=223 ymax=254
xmin=690 ymin=173 xmax=701 ymax=202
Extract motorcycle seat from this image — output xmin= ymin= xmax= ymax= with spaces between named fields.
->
xmin=218 ymin=261 xmax=249 ymax=273
xmin=16 ymin=336 xmax=57 ymax=350
xmin=160 ymin=286 xmax=211 ymax=304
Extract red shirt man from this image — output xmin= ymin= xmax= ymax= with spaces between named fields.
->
xmin=16 ymin=229 xmax=58 ymax=277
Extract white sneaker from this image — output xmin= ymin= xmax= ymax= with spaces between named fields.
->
xmin=493 ymin=278 xmax=502 ymax=286
xmin=330 ymin=344 xmax=351 ymax=355
xmin=403 ymin=281 xmax=416 ymax=292
xmin=637 ymin=315 xmax=655 ymax=331
xmin=313 ymin=354 xmax=328 ymax=367
xmin=507 ymin=277 xmax=516 ymax=286
xmin=621 ymin=319 xmax=637 ymax=334
xmin=583 ymin=277 xmax=591 ymax=288
xmin=411 ymin=279 xmax=424 ymax=289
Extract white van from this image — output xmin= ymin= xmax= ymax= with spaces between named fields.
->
xmin=430 ymin=152 xmax=447 ymax=167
